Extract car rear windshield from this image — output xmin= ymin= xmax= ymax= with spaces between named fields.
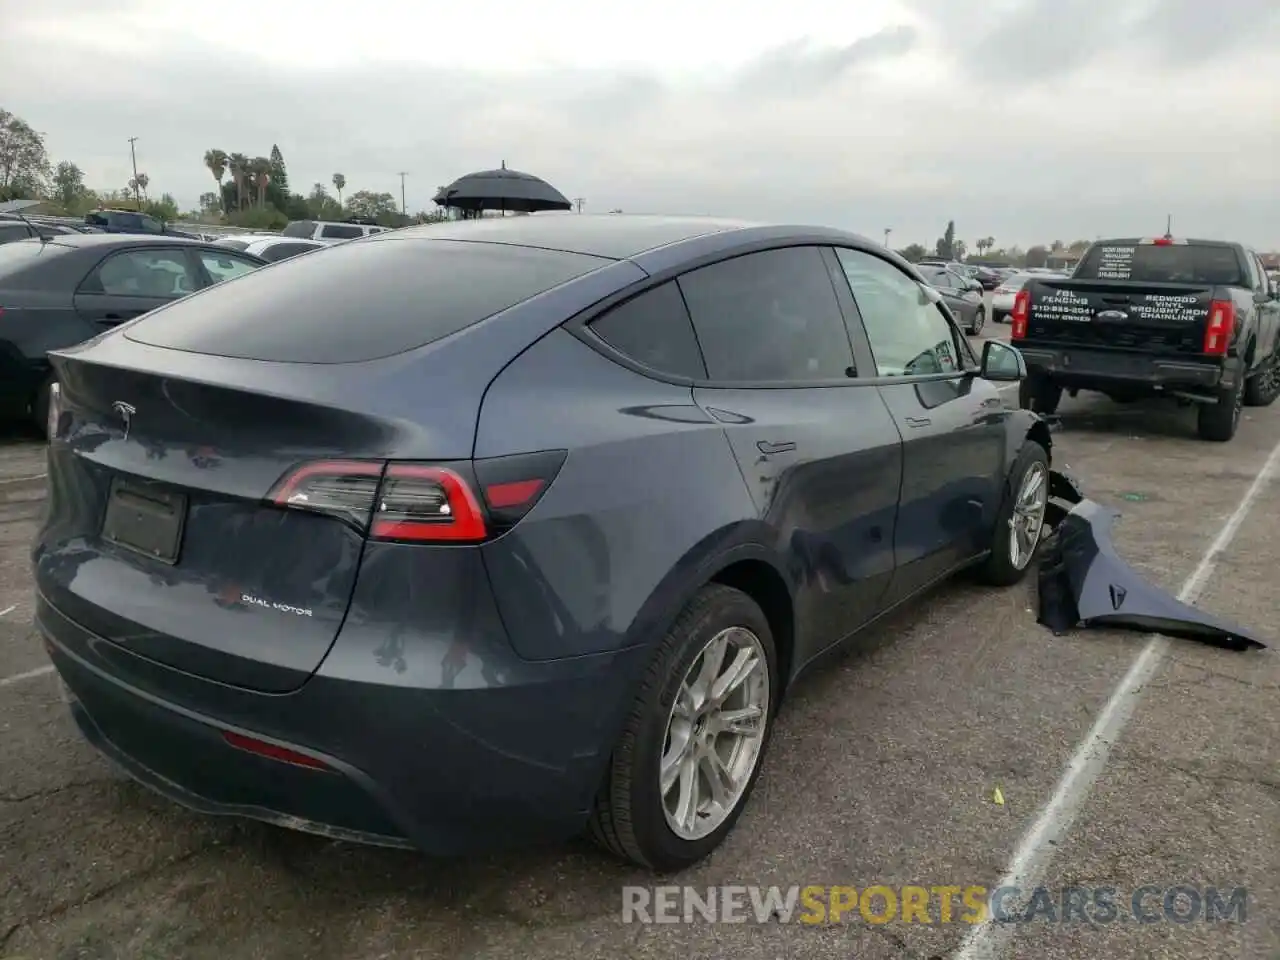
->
xmin=1075 ymin=242 xmax=1245 ymax=285
xmin=280 ymin=220 xmax=316 ymax=238
xmin=124 ymin=237 xmax=611 ymax=363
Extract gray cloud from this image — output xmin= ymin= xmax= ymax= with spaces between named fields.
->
xmin=2 ymin=0 xmax=1277 ymax=250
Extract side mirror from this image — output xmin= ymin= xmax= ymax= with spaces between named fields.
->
xmin=980 ymin=340 xmax=1026 ymax=382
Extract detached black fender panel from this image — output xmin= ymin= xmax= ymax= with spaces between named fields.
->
xmin=1037 ymin=496 xmax=1267 ymax=652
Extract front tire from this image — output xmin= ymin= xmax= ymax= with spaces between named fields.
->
xmin=970 ymin=308 xmax=985 ymax=336
xmin=977 ymin=441 xmax=1050 ymax=587
xmin=588 ymin=584 xmax=778 ymax=871
xmin=1018 ymin=374 xmax=1062 ymax=415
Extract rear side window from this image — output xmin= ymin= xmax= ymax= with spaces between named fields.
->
xmin=588 ymin=282 xmax=707 ymax=380
xmin=217 ymin=238 xmax=252 ymax=251
xmin=81 ymin=248 xmax=199 ymax=297
xmin=125 ymin=238 xmax=609 ymax=363
xmin=1075 ymin=242 xmax=1245 ymax=285
xmin=0 ymin=223 xmax=32 ymax=243
xmin=320 ymin=224 xmax=363 ymax=240
xmin=281 ymin=220 xmax=317 ymax=238
xmin=677 ymin=247 xmax=854 ymax=382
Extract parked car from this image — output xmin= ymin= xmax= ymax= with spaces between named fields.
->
xmin=214 ymin=235 xmax=327 ymax=262
xmin=973 ymin=266 xmax=1003 ymax=290
xmin=0 ymin=215 xmax=95 ymax=244
xmin=991 ymin=270 xmax=1066 ymax=323
xmin=85 ymin=208 xmax=201 ymax=239
xmin=0 ymin=234 xmax=265 ymax=431
xmin=917 ymin=264 xmax=986 ymax=334
xmin=280 ymin=219 xmax=392 ymax=242
xmin=37 ymin=215 xmax=1054 ymax=872
xmin=1014 ymin=236 xmax=1280 ymax=441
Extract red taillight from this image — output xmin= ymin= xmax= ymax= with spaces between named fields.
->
xmin=1203 ymin=299 xmax=1235 ymax=355
xmin=222 ymin=730 xmax=330 ymax=770
xmin=267 ymin=451 xmax=565 ymax=543
xmin=1152 ymin=237 xmax=1172 ymax=246
xmin=1010 ymin=289 xmax=1030 ymax=340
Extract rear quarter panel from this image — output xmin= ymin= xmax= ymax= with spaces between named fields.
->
xmin=473 ymin=327 xmax=762 ymax=662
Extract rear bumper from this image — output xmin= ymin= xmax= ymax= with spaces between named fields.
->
xmin=38 ymin=591 xmax=649 ymax=855
xmin=1018 ymin=346 xmax=1230 ymax=393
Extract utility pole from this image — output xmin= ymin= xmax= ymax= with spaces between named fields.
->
xmin=883 ymin=227 xmax=891 ymax=248
xmin=127 ymin=137 xmax=140 ymax=210
xmin=397 ymin=172 xmax=408 ymax=215
xmin=1165 ymin=213 xmax=1172 ymax=238
xmin=573 ymin=197 xmax=585 ymax=213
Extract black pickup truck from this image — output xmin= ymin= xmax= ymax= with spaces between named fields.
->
xmin=1011 ymin=237 xmax=1280 ymax=441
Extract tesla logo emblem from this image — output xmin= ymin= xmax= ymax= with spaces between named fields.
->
xmin=111 ymin=401 xmax=136 ymax=440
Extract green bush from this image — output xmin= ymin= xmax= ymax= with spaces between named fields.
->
xmin=228 ymin=207 xmax=288 ymax=230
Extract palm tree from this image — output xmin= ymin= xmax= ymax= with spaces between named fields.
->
xmin=251 ymin=157 xmax=271 ymax=208
xmin=332 ymin=173 xmax=346 ymax=206
xmin=204 ymin=149 xmax=228 ymax=212
xmin=227 ymin=153 xmax=249 ymax=211
xmin=134 ymin=172 xmax=149 ymax=203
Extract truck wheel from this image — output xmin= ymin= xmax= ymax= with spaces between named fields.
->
xmin=1018 ymin=375 xmax=1062 ymax=415
xmin=1197 ymin=376 xmax=1244 ymax=442
xmin=1243 ymin=357 xmax=1280 ymax=408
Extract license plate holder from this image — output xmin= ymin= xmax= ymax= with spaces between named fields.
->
xmin=101 ymin=477 xmax=187 ymax=565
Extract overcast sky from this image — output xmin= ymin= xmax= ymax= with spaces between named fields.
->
xmin=3 ymin=0 xmax=1277 ymax=249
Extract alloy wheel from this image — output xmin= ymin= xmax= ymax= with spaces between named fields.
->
xmin=660 ymin=626 xmax=770 ymax=841
xmin=1008 ymin=461 xmax=1049 ymax=570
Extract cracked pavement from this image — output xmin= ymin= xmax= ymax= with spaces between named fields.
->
xmin=1 ymin=361 xmax=1277 ymax=959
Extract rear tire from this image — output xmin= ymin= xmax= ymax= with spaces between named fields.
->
xmin=1197 ymin=375 xmax=1243 ymax=442
xmin=977 ymin=441 xmax=1050 ymax=587
xmin=588 ymin=584 xmax=778 ymax=871
xmin=1243 ymin=355 xmax=1280 ymax=408
xmin=1018 ymin=374 xmax=1062 ymax=415
xmin=970 ymin=308 xmax=985 ymax=336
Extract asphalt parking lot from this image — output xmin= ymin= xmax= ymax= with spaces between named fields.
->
xmin=2 ymin=334 xmax=1277 ymax=960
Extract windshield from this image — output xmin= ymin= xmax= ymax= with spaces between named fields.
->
xmin=280 ymin=221 xmax=316 ymax=238
xmin=1075 ymin=243 xmax=1245 ymax=285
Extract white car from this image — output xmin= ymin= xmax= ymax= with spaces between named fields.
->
xmin=215 ymin=235 xmax=328 ymax=263
xmin=279 ymin=219 xmax=392 ymax=242
xmin=991 ymin=270 xmax=1067 ymax=322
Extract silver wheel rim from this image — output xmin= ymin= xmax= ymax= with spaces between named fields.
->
xmin=661 ymin=626 xmax=770 ymax=841
xmin=1008 ymin=462 xmax=1048 ymax=570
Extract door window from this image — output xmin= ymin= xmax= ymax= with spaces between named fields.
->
xmin=0 ymin=223 xmax=33 ymax=244
xmin=588 ymin=281 xmax=707 ymax=379
xmin=81 ymin=248 xmax=199 ymax=297
xmin=197 ymin=249 xmax=261 ymax=284
xmin=677 ymin=246 xmax=854 ymax=382
xmin=834 ymin=248 xmax=961 ymax=378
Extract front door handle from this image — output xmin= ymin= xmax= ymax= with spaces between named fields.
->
xmin=904 ymin=416 xmax=931 ymax=428
xmin=756 ymin=440 xmax=796 ymax=455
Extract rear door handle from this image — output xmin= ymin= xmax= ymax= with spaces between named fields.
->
xmin=904 ymin=416 xmax=931 ymax=428
xmin=756 ymin=440 xmax=796 ymax=455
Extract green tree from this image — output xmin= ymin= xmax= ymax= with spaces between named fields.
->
xmin=227 ymin=153 xmax=249 ymax=211
xmin=1025 ymin=245 xmax=1049 ymax=268
xmin=249 ymin=157 xmax=271 ymax=207
xmin=198 ymin=192 xmax=221 ymax=215
xmin=306 ymin=182 xmax=343 ymax=220
xmin=332 ymin=172 xmax=346 ymax=205
xmin=0 ymin=108 xmax=50 ymax=197
xmin=935 ymin=220 xmax=956 ymax=259
xmin=203 ymin=149 xmax=228 ymax=213
xmin=143 ymin=193 xmax=180 ymax=223
xmin=266 ymin=144 xmax=289 ymax=212
xmin=52 ymin=161 xmax=86 ymax=209
xmin=898 ymin=243 xmax=928 ymax=262
xmin=345 ymin=189 xmax=397 ymax=221
xmin=953 ymin=239 xmax=967 ymax=262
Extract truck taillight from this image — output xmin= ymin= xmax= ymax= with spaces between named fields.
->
xmin=1011 ymin=289 xmax=1030 ymax=340
xmin=1203 ymin=300 xmax=1235 ymax=355
xmin=267 ymin=452 xmax=565 ymax=543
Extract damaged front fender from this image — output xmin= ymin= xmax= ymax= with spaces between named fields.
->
xmin=1037 ymin=471 xmax=1268 ymax=652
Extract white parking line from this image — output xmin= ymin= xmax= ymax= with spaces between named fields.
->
xmin=0 ymin=604 xmax=14 ymax=618
xmin=0 ymin=473 xmax=46 ymax=484
xmin=0 ymin=664 xmax=53 ymax=688
xmin=954 ymin=434 xmax=1280 ymax=959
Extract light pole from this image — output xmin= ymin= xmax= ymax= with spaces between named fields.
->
xmin=128 ymin=137 xmax=140 ymax=209
xmin=883 ymin=227 xmax=891 ymax=248
xmin=397 ymin=171 xmax=408 ymax=215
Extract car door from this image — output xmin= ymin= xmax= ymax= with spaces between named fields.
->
xmin=831 ymin=246 xmax=1006 ymax=604
xmin=1250 ymin=252 xmax=1280 ymax=363
xmin=678 ymin=245 xmax=903 ymax=658
xmin=72 ymin=246 xmax=202 ymax=329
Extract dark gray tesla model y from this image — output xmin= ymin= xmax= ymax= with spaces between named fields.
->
xmin=35 ymin=214 xmax=1054 ymax=871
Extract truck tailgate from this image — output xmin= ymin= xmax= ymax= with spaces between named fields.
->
xmin=1026 ymin=279 xmax=1213 ymax=355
